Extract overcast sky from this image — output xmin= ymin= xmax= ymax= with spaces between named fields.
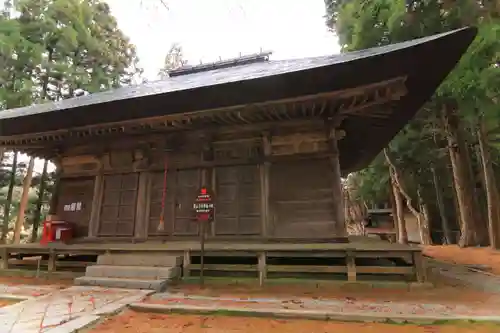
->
xmin=28 ymin=0 xmax=340 ymax=172
xmin=105 ymin=0 xmax=340 ymax=80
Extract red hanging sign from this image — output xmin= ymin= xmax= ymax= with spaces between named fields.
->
xmin=193 ymin=187 xmax=215 ymax=222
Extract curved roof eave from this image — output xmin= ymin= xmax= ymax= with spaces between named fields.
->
xmin=0 ymin=27 xmax=478 ymax=173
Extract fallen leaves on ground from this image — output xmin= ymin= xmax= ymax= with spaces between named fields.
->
xmin=89 ymin=311 xmax=500 ymax=333
xmin=0 ymin=300 xmax=16 ymax=307
xmin=424 ymin=245 xmax=500 ymax=275
xmin=167 ymin=281 xmax=500 ymax=306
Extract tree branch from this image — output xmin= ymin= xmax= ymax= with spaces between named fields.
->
xmin=383 ymin=148 xmax=421 ymax=217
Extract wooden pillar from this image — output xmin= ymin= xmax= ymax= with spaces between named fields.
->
xmin=134 ymin=172 xmax=150 ymax=241
xmin=201 ymin=135 xmax=214 ymax=236
xmin=328 ymin=127 xmax=348 ymax=238
xmin=261 ymin=132 xmax=271 ymax=237
xmin=88 ymin=171 xmax=104 ymax=238
xmin=210 ymin=166 xmax=217 ymax=237
xmin=48 ymin=159 xmax=62 ymax=215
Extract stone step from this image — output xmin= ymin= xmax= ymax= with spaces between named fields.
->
xmin=75 ymin=276 xmax=168 ymax=291
xmin=97 ymin=254 xmax=183 ymax=267
xmin=85 ymin=265 xmax=179 ymax=280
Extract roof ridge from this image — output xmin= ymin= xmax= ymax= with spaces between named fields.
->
xmin=167 ymin=51 xmax=273 ymax=77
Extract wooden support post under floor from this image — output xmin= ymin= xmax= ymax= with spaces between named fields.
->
xmin=48 ymin=249 xmax=56 ymax=274
xmin=0 ymin=248 xmax=8 ymax=269
xmin=183 ymin=250 xmax=191 ymax=278
xmin=258 ymin=252 xmax=267 ymax=286
xmin=413 ymin=251 xmax=427 ymax=282
xmin=346 ymin=250 xmax=357 ymax=281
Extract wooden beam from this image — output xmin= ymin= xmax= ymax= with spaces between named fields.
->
xmin=0 ymin=77 xmax=407 ymax=147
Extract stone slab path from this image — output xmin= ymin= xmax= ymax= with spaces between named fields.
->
xmin=0 ymin=286 xmax=151 ymax=333
xmin=136 ymin=292 xmax=500 ymax=323
xmin=0 ymin=284 xmax=61 ymax=300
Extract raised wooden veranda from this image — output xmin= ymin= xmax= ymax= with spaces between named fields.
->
xmin=0 ymin=237 xmax=426 ymax=285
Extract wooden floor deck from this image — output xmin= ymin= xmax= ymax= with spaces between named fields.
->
xmin=0 ymin=236 xmax=418 ymax=253
xmin=0 ymin=236 xmax=426 ymax=284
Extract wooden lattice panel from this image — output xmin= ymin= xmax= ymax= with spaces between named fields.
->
xmin=98 ymin=173 xmax=139 ymax=236
xmin=214 ymin=165 xmax=262 ymax=236
xmin=148 ymin=169 xmax=201 ymax=236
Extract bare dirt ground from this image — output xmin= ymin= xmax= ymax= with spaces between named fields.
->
xmin=163 ymin=279 xmax=500 ymax=306
xmin=88 ymin=311 xmax=500 ymax=333
xmin=424 ymin=245 xmax=500 ymax=275
xmin=0 ymin=300 xmax=16 ymax=307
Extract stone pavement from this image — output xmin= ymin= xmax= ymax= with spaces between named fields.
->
xmin=134 ymin=292 xmax=500 ymax=323
xmin=0 ymin=286 xmax=152 ymax=333
xmin=0 ymin=284 xmax=61 ymax=300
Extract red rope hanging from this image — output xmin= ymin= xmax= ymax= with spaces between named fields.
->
xmin=157 ymin=153 xmax=168 ymax=231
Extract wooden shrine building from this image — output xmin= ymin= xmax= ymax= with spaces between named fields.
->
xmin=0 ymin=28 xmax=476 ymax=246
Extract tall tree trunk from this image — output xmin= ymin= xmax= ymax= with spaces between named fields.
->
xmin=441 ymin=105 xmax=477 ymax=247
xmin=1 ymin=151 xmax=17 ymax=242
xmin=388 ymin=183 xmax=400 ymax=239
xmin=13 ymin=157 xmax=35 ymax=244
xmin=477 ymin=119 xmax=500 ymax=249
xmin=0 ymin=148 xmax=6 ymax=165
xmin=464 ymin=126 xmax=488 ymax=245
xmin=31 ymin=159 xmax=49 ymax=242
xmin=391 ymin=173 xmax=408 ymax=244
xmin=384 ymin=149 xmax=430 ymax=245
xmin=431 ymin=166 xmax=452 ymax=244
xmin=417 ymin=186 xmax=433 ymax=245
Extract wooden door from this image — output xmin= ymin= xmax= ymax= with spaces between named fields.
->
xmin=148 ymin=169 xmax=200 ymax=236
xmin=98 ymin=173 xmax=139 ymax=236
xmin=214 ymin=165 xmax=261 ymax=236
xmin=56 ymin=177 xmax=95 ymax=238
xmin=269 ymin=159 xmax=335 ymax=238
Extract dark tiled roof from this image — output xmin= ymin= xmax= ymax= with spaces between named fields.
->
xmin=0 ymin=27 xmax=478 ymax=172
xmin=0 ymin=28 xmax=471 ymax=121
